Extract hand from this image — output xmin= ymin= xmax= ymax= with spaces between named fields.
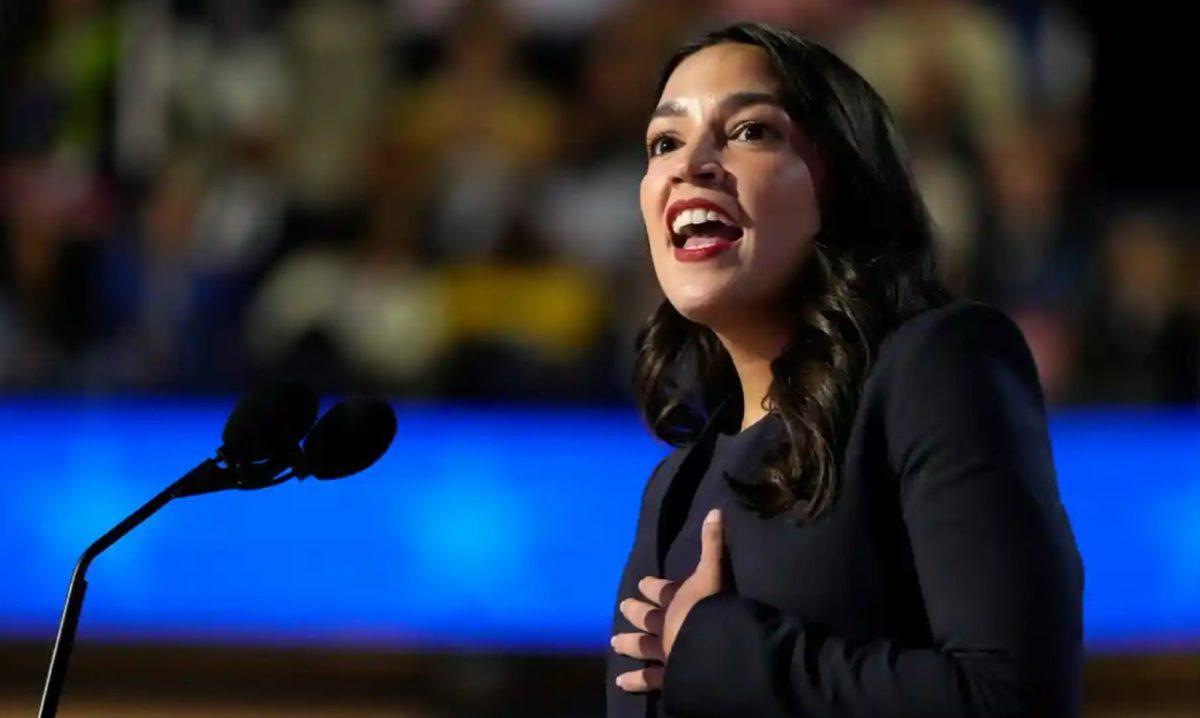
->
xmin=612 ymin=509 xmax=725 ymax=693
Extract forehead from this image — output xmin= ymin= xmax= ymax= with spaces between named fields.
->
xmin=658 ymin=43 xmax=780 ymax=103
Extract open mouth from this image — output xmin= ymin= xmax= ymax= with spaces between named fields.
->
xmin=668 ymin=206 xmax=744 ymax=249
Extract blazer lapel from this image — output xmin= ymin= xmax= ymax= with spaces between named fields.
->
xmin=647 ymin=397 xmax=738 ymax=575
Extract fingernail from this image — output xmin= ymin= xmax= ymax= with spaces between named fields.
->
xmin=615 ymin=675 xmax=624 ymax=688
xmin=705 ymin=508 xmax=721 ymax=524
xmin=610 ymin=635 xmax=617 ymax=648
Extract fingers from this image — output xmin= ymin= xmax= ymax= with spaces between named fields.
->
xmin=637 ymin=576 xmax=678 ymax=607
xmin=615 ymin=666 xmax=663 ymax=693
xmin=619 ymin=597 xmax=664 ymax=635
xmin=698 ymin=508 xmax=724 ymax=576
xmin=611 ymin=632 xmax=665 ymax=662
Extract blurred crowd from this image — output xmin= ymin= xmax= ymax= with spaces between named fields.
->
xmin=0 ymin=0 xmax=1197 ymax=405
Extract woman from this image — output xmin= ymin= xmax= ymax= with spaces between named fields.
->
xmin=607 ymin=23 xmax=1083 ymax=718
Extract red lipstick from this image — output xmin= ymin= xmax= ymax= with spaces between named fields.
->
xmin=673 ymin=241 xmax=736 ymax=262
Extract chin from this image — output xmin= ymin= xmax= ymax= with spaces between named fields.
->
xmin=666 ymin=286 xmax=739 ymax=327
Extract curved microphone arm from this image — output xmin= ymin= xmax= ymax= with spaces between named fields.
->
xmin=38 ymin=459 xmax=222 ymax=718
xmin=172 ymin=448 xmax=302 ymax=498
xmin=38 ymin=443 xmax=309 ymax=718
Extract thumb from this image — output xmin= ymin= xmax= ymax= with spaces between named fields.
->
xmin=697 ymin=508 xmax=724 ymax=576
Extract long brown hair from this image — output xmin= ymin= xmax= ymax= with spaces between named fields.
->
xmin=634 ymin=23 xmax=950 ymax=521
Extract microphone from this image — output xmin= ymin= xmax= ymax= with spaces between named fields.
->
xmin=38 ymin=386 xmax=395 ymax=718
xmin=297 ymin=397 xmax=397 ymax=480
xmin=172 ymin=380 xmax=320 ymax=497
xmin=222 ymin=379 xmax=319 ymax=464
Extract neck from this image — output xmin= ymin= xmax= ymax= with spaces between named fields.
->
xmin=713 ymin=320 xmax=792 ymax=432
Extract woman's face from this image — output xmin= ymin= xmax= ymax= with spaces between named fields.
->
xmin=640 ymin=43 xmax=823 ymax=329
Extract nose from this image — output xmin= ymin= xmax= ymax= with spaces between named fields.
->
xmin=672 ymin=135 xmax=726 ymax=187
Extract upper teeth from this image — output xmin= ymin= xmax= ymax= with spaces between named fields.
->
xmin=671 ymin=208 xmax=735 ymax=236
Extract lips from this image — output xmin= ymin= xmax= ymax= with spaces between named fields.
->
xmin=665 ymin=198 xmax=744 ymax=250
xmin=673 ymin=239 xmax=736 ymax=262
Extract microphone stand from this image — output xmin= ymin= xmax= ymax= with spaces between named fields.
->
xmin=37 ymin=460 xmax=222 ymax=718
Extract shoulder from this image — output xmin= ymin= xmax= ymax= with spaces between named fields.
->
xmin=871 ymin=301 xmax=1037 ymax=391
xmin=865 ymin=301 xmax=1049 ymax=459
xmin=840 ymin=304 xmax=1058 ymax=490
xmin=862 ymin=301 xmax=1046 ymax=439
xmin=878 ymin=301 xmax=1029 ymax=366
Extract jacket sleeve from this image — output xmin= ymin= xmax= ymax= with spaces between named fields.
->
xmin=661 ymin=304 xmax=1084 ymax=718
xmin=607 ymin=454 xmax=672 ymax=717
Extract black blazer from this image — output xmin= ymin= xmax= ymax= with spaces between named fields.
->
xmin=606 ymin=302 xmax=1084 ymax=718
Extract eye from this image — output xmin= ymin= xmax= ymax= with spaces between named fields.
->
xmin=731 ymin=120 xmax=780 ymax=144
xmin=647 ymin=133 xmax=681 ymax=157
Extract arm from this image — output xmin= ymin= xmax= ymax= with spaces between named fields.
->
xmin=661 ymin=304 xmax=1084 ymax=718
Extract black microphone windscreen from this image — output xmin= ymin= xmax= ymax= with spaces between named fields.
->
xmin=222 ymin=381 xmax=319 ymax=463
xmin=301 ymin=397 xmax=397 ymax=480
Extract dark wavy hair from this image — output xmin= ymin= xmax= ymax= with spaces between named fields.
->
xmin=634 ymin=23 xmax=950 ymax=521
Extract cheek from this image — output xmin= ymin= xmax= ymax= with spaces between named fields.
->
xmin=639 ymin=168 xmax=666 ymax=241
xmin=752 ymin=159 xmax=820 ymax=256
xmin=638 ymin=174 xmax=655 ymax=237
xmin=639 ymin=170 xmax=674 ymax=286
xmin=767 ymin=158 xmax=820 ymax=229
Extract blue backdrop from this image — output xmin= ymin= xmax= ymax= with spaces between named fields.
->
xmin=1 ymin=398 xmax=1197 ymax=652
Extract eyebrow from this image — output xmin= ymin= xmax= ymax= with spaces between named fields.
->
xmin=649 ymin=91 xmax=783 ymax=120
